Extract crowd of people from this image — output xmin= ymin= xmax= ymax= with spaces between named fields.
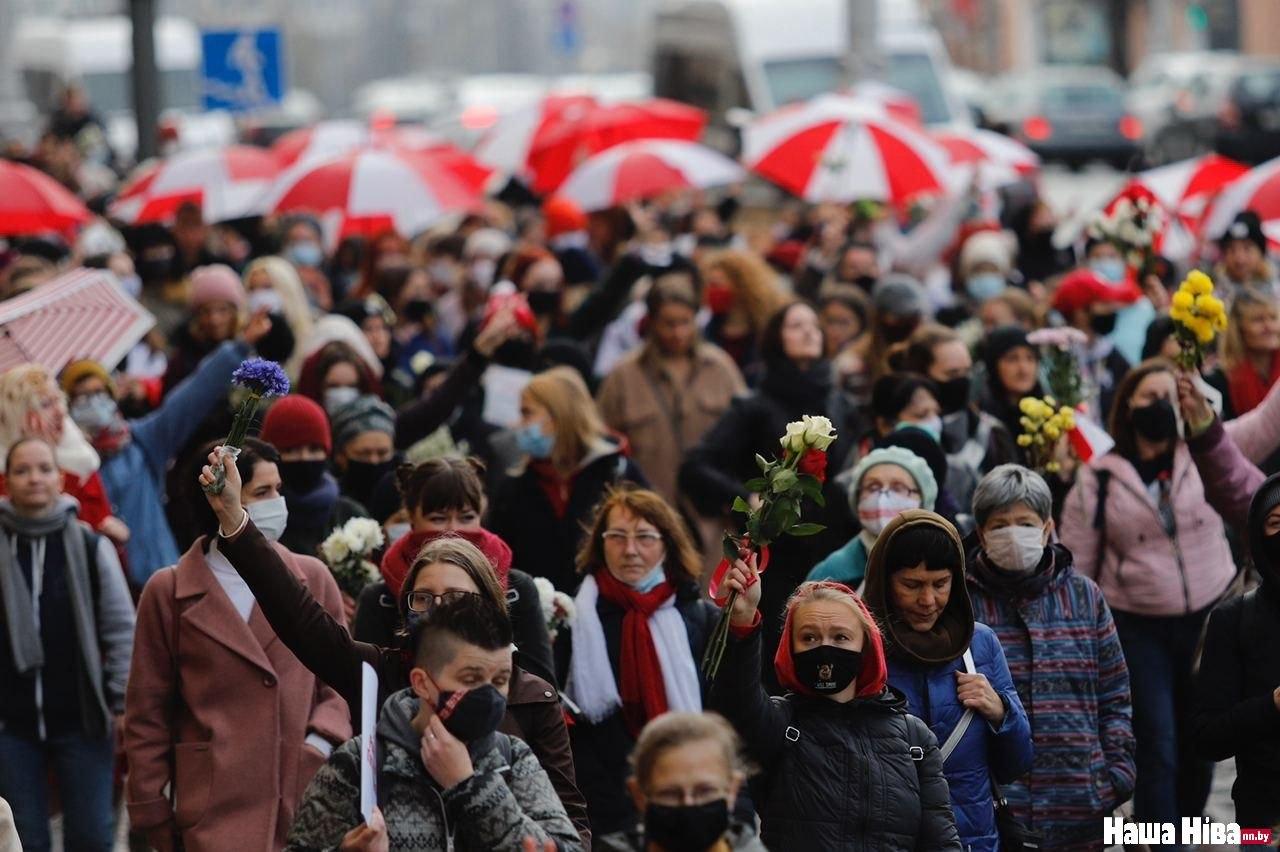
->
xmin=2 ymin=98 xmax=1280 ymax=852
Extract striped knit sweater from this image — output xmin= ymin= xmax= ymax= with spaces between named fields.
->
xmin=967 ymin=544 xmax=1136 ymax=852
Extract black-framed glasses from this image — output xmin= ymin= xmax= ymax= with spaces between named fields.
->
xmin=404 ymin=589 xmax=483 ymax=614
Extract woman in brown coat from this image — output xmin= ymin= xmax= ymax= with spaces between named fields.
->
xmin=124 ymin=439 xmax=351 ymax=852
xmin=596 ymin=273 xmax=744 ymax=559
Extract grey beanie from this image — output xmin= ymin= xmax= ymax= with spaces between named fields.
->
xmin=330 ymin=394 xmax=395 ymax=450
xmin=872 ymin=273 xmax=929 ymax=317
xmin=846 ymin=446 xmax=938 ymax=513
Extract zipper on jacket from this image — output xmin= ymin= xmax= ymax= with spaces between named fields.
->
xmin=25 ymin=537 xmax=48 ymax=741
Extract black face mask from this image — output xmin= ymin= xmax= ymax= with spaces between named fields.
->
xmin=1262 ymin=530 xmax=1280 ymax=571
xmin=852 ymin=274 xmax=878 ymax=293
xmin=1089 ymin=312 xmax=1118 ymax=336
xmin=403 ymin=299 xmax=432 ymax=323
xmin=1131 ymin=398 xmax=1179 ymax=442
xmin=792 ymin=644 xmax=863 ymax=694
xmin=881 ymin=318 xmax=919 ymax=345
xmin=342 ymin=458 xmax=396 ymax=506
xmin=279 ymin=460 xmax=327 ymax=493
xmin=434 ymin=684 xmax=507 ymax=743
xmin=936 ymin=377 xmax=972 ymax=415
xmin=645 ymin=800 xmax=731 ymax=852
xmin=526 ymin=290 xmax=561 ymax=317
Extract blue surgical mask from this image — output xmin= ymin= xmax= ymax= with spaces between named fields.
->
xmin=1090 ymin=257 xmax=1127 ymax=284
xmin=324 ymin=386 xmax=360 ymax=416
xmin=118 ymin=274 xmax=142 ymax=300
xmin=898 ymin=416 xmax=942 ymax=442
xmin=516 ymin=422 xmax=554 ymax=459
xmin=286 ymin=241 xmax=324 ymax=269
xmin=965 ymin=272 xmax=1006 ymax=303
xmin=632 ymin=563 xmax=666 ymax=593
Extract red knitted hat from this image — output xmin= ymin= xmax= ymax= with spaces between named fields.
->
xmin=542 ymin=195 xmax=587 ymax=239
xmin=773 ymin=580 xmax=888 ymax=699
xmin=260 ymin=394 xmax=332 ymax=454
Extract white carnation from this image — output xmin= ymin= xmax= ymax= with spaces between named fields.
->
xmin=533 ymin=576 xmax=556 ymax=622
xmin=321 ymin=531 xmax=351 ymax=564
xmin=553 ymin=591 xmax=576 ymax=624
xmin=343 ymin=518 xmax=385 ymax=554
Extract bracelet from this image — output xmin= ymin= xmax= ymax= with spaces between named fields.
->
xmin=219 ymin=509 xmax=249 ymax=539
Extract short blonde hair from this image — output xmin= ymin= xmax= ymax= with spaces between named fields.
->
xmin=629 ymin=712 xmax=744 ymax=790
xmin=521 ymin=366 xmax=607 ymax=470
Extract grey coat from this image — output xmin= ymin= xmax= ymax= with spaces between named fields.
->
xmin=286 ymin=688 xmax=582 ymax=851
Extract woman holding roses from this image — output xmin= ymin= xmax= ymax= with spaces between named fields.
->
xmin=681 ymin=302 xmax=862 ymax=688
xmin=709 ymin=564 xmax=961 ymax=851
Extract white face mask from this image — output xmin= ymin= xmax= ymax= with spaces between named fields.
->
xmin=385 ymin=522 xmax=411 ymax=545
xmin=857 ymin=491 xmax=921 ymax=537
xmin=247 ymin=495 xmax=289 ymax=542
xmin=323 ymin=386 xmax=360 ymax=415
xmin=983 ymin=525 xmax=1046 ymax=574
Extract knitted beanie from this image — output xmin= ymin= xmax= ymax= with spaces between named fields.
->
xmin=330 ymin=394 xmax=395 ymax=450
xmin=260 ymin=394 xmax=332 ymax=454
xmin=846 ymin=446 xmax=938 ymax=513
xmin=190 ymin=264 xmax=246 ymax=310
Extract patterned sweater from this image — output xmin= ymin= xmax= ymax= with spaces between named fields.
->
xmin=286 ymin=688 xmax=582 ymax=851
xmin=966 ymin=545 xmax=1136 ymax=852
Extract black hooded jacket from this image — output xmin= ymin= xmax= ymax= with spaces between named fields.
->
xmin=1187 ymin=472 xmax=1280 ymax=826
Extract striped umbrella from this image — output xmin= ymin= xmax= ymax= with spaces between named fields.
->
xmin=0 ymin=160 xmax=93 ymax=238
xmin=109 ymin=145 xmax=281 ymax=225
xmin=557 ymin=140 xmax=744 ymax=211
xmin=261 ymin=147 xmax=482 ymax=241
xmin=1199 ymin=154 xmax=1280 ymax=249
xmin=0 ymin=268 xmax=155 ymax=375
xmin=742 ymin=95 xmax=954 ymax=204
xmin=932 ymin=126 xmax=1040 ymax=186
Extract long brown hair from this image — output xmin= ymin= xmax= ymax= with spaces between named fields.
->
xmin=1107 ymin=358 xmax=1175 ymax=460
xmin=701 ymin=249 xmax=788 ymax=334
xmin=522 ymin=366 xmax=608 ymax=471
xmin=1219 ymin=287 xmax=1278 ymax=372
xmin=887 ymin=323 xmax=961 ymax=375
xmin=576 ymin=485 xmax=702 ymax=584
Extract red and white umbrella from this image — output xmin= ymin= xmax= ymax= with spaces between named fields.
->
xmin=109 ymin=145 xmax=281 ymax=225
xmin=1132 ymin=153 xmax=1249 ymax=224
xmin=0 ymin=267 xmax=155 ymax=375
xmin=742 ymin=95 xmax=954 ymax=204
xmin=932 ymin=126 xmax=1040 ymax=186
xmin=557 ymin=140 xmax=744 ymax=211
xmin=271 ymin=120 xmax=370 ymax=167
xmin=0 ymin=160 xmax=93 ymax=238
xmin=846 ymin=81 xmax=923 ymax=126
xmin=261 ymin=148 xmax=482 ymax=241
xmin=475 ymin=95 xmax=706 ymax=194
xmin=1202 ymin=154 xmax=1280 ymax=249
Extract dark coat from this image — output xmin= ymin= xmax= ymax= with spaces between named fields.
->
xmin=487 ymin=445 xmax=646 ymax=594
xmin=709 ymin=629 xmax=962 ymax=852
xmin=217 ymin=521 xmax=591 ymax=848
xmin=553 ymin=580 xmax=719 ymax=837
xmin=1188 ymin=584 xmax=1280 ymax=826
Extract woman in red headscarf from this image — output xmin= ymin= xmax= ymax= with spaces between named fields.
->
xmin=711 ymin=562 xmax=961 ymax=851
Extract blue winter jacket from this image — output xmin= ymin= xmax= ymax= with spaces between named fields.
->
xmin=99 ymin=340 xmax=249 ymax=584
xmin=888 ymin=622 xmax=1034 ymax=852
xmin=805 ymin=534 xmax=870 ymax=587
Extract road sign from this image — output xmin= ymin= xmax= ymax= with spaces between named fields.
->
xmin=553 ymin=0 xmax=580 ymax=57
xmin=201 ymin=29 xmax=285 ymax=113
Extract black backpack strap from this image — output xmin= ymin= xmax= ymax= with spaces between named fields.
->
xmin=1091 ymin=469 xmax=1112 ymax=577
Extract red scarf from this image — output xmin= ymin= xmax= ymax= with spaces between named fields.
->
xmin=379 ymin=527 xmax=513 ymax=597
xmin=773 ymin=581 xmax=888 ymax=699
xmin=1228 ymin=350 xmax=1280 ymax=416
xmin=593 ymin=568 xmax=675 ymax=736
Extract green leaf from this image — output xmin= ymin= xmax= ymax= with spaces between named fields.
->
xmin=788 ymin=523 xmax=827 ymax=537
xmin=755 ymin=454 xmax=771 ymax=473
xmin=744 ymin=477 xmax=767 ymax=493
xmin=797 ymin=475 xmax=826 ymax=507
xmin=731 ymin=496 xmax=752 ymax=515
xmin=721 ymin=533 xmax=740 ymax=561
xmin=770 ymin=469 xmax=798 ymax=493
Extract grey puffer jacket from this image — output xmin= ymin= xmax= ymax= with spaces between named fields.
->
xmin=285 ymin=688 xmax=582 ymax=851
xmin=710 ymin=629 xmax=961 ymax=852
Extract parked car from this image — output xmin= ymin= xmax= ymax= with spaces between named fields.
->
xmin=1215 ymin=61 xmax=1280 ymax=165
xmin=1128 ymin=51 xmax=1248 ymax=165
xmin=991 ymin=65 xmax=1142 ymax=170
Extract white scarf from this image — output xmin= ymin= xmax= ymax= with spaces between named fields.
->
xmin=565 ymin=573 xmax=702 ymax=724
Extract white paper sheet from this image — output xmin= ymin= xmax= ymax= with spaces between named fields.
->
xmin=360 ymin=662 xmax=378 ymax=822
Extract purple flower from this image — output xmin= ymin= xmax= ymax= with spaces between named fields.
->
xmin=232 ymin=358 xmax=290 ymax=398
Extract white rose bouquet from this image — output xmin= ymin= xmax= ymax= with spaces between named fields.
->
xmin=320 ymin=517 xmax=385 ymax=598
xmin=533 ymin=576 xmax=576 ymax=641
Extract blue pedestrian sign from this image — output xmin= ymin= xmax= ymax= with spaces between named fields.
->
xmin=201 ymin=29 xmax=285 ymax=113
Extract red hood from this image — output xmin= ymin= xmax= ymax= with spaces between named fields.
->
xmin=773 ymin=580 xmax=888 ymax=699
xmin=380 ymin=527 xmax=513 ymax=597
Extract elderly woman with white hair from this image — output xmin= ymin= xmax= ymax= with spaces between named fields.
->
xmin=966 ymin=464 xmax=1135 ymax=851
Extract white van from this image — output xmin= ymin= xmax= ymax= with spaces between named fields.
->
xmin=14 ymin=15 xmax=233 ymax=162
xmin=652 ymin=0 xmax=969 ymax=146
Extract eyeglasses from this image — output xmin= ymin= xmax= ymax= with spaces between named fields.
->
xmin=601 ymin=530 xmax=664 ymax=548
xmin=648 ymin=784 xmax=731 ymax=808
xmin=404 ymin=590 xmax=482 ymax=614
xmin=862 ymin=483 xmax=921 ymax=499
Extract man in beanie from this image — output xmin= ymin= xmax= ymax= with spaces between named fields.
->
xmin=260 ymin=394 xmax=368 ymax=558
xmin=163 ymin=263 xmax=249 ymax=394
xmin=329 ymin=394 xmax=398 ymax=510
xmin=60 ymin=323 xmax=263 ymax=584
xmin=1216 ymin=210 xmax=1277 ymax=296
xmin=1052 ymin=268 xmax=1138 ymax=421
